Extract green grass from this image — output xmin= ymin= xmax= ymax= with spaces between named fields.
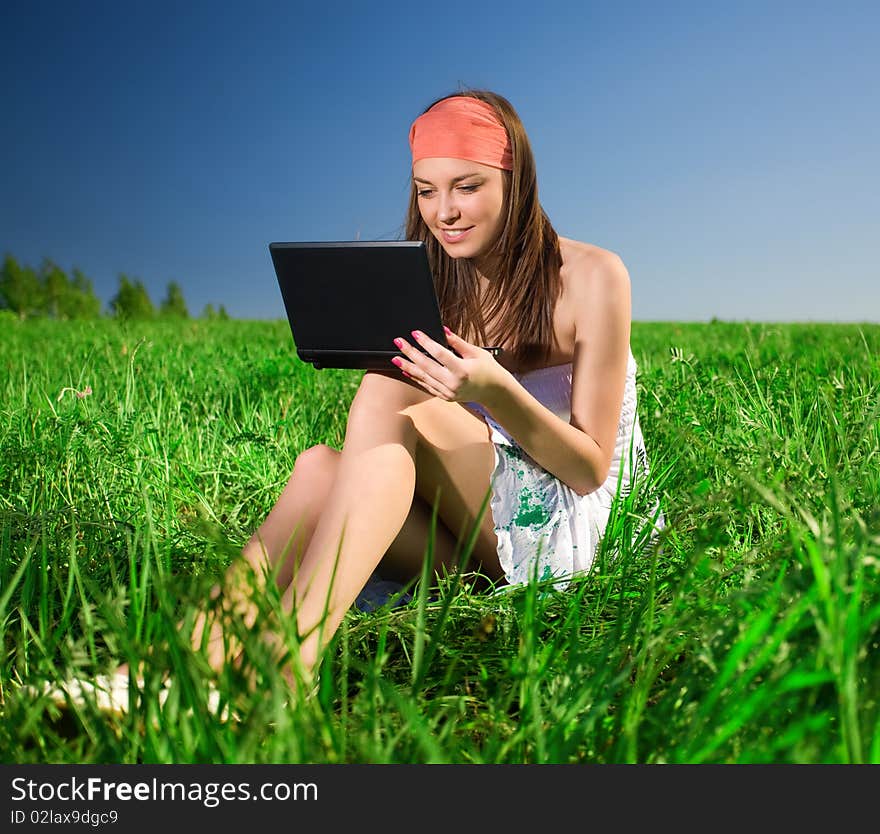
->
xmin=0 ymin=316 xmax=878 ymax=763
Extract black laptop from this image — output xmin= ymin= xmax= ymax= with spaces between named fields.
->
xmin=269 ymin=240 xmax=498 ymax=370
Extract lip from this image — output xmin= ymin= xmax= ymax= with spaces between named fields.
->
xmin=439 ymin=226 xmax=474 ymax=244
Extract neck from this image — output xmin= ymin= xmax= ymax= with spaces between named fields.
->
xmin=473 ymin=250 xmax=502 ymax=285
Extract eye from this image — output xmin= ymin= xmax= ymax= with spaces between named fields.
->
xmin=417 ymin=188 xmax=435 ymax=198
xmin=457 ymin=184 xmax=478 ymax=193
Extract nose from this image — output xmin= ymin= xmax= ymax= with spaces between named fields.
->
xmin=437 ymin=191 xmax=460 ymax=225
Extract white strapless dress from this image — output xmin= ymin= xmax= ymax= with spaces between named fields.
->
xmin=466 ymin=348 xmax=659 ymax=589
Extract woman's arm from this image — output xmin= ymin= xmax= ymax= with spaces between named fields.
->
xmin=481 ymin=252 xmax=631 ymax=495
xmin=391 ymin=251 xmax=632 ymax=496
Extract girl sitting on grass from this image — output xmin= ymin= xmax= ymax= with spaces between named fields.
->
xmin=44 ymin=89 xmax=660 ymax=711
xmin=193 ymin=89 xmax=660 ymax=692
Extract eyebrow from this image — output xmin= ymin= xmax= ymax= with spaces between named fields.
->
xmin=412 ymin=172 xmax=484 ymax=185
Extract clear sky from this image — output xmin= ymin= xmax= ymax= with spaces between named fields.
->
xmin=2 ymin=1 xmax=877 ymax=322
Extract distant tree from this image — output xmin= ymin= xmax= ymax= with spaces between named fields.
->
xmin=40 ymin=258 xmax=70 ymax=318
xmin=0 ymin=254 xmax=41 ymax=319
xmin=201 ymin=303 xmax=231 ymax=320
xmin=110 ymin=274 xmax=155 ymax=319
xmin=131 ymin=280 xmax=155 ymax=319
xmin=159 ymin=281 xmax=189 ymax=318
xmin=109 ymin=275 xmax=135 ymax=319
xmin=66 ymin=268 xmax=103 ymax=319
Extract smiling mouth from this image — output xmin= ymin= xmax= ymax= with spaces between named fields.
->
xmin=440 ymin=227 xmax=473 ymax=241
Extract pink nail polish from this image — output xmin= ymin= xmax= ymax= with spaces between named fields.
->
xmin=411 ymin=330 xmax=422 ymax=340
xmin=443 ymin=326 xmax=452 ymax=335
xmin=393 ymin=338 xmax=403 ymax=348
xmin=391 ymin=356 xmax=402 ymax=367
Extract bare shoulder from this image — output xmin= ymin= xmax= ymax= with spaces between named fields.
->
xmin=558 ymin=237 xmax=631 ymax=309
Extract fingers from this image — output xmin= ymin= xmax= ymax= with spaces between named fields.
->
xmin=393 ymin=332 xmax=458 ymax=378
xmin=391 ymin=334 xmax=457 ymax=399
xmin=441 ymin=326 xmax=469 ymax=359
xmin=411 ymin=329 xmax=462 ymax=365
xmin=404 ymin=369 xmax=452 ymax=400
xmin=391 ymin=354 xmax=454 ymax=399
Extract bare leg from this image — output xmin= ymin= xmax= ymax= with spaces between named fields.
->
xmin=282 ymin=373 xmax=500 ymax=678
xmin=191 ymin=442 xmax=466 ymax=671
xmin=190 ymin=444 xmax=340 ymax=671
xmin=194 ymin=372 xmax=500 ymax=687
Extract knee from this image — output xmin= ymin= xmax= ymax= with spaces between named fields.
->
xmin=352 ymin=372 xmax=403 ymax=407
xmin=349 ymin=372 xmax=422 ymax=424
xmin=292 ymin=443 xmax=339 ymax=491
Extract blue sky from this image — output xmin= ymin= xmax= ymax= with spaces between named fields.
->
xmin=2 ymin=1 xmax=877 ymax=321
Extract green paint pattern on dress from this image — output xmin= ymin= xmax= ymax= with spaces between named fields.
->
xmin=514 ymin=485 xmax=551 ymax=529
xmin=497 ymin=443 xmax=554 ymax=531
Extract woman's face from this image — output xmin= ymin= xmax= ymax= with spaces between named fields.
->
xmin=412 ymin=158 xmax=506 ymax=266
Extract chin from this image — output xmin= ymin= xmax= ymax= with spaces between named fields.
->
xmin=436 ymin=240 xmax=483 ymax=260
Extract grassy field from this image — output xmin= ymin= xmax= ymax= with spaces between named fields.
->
xmin=0 ymin=315 xmax=877 ymax=763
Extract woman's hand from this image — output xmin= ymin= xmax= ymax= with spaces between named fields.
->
xmin=390 ymin=327 xmax=511 ymax=406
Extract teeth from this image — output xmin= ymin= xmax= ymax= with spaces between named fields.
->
xmin=445 ymin=229 xmax=466 ymax=237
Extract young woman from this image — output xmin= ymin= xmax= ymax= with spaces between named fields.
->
xmin=195 ymin=89 xmax=658 ymax=689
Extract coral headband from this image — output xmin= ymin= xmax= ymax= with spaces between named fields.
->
xmin=409 ymin=96 xmax=513 ymax=171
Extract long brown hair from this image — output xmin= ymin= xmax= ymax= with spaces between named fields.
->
xmin=404 ymin=89 xmax=562 ymax=367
